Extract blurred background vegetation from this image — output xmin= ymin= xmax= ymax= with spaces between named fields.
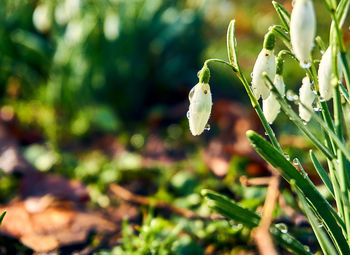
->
xmin=0 ymin=0 xmax=348 ymax=254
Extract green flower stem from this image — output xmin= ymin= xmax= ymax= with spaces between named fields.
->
xmin=272 ymin=1 xmax=290 ymax=32
xmin=269 ymin=25 xmax=291 ymax=50
xmin=203 ymin=58 xmax=237 ymax=72
xmin=226 ymin=20 xmax=282 ymax=152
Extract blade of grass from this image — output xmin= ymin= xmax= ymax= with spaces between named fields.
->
xmin=246 ymin=130 xmax=349 ymax=254
xmin=202 ymin=189 xmax=312 ymax=255
xmin=272 ymin=1 xmax=290 ymax=31
xmin=336 ymin=0 xmax=350 ymax=27
xmin=226 ymin=20 xmax=282 ymax=152
xmin=0 ymin=211 xmax=6 ymax=227
xmin=310 ymin=150 xmax=335 ymax=198
xmin=293 ymin=181 xmax=338 ymax=255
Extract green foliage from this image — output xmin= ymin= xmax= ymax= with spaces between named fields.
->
xmin=0 ymin=0 xmax=207 ymax=144
xmin=97 ymin=214 xmax=203 ymax=255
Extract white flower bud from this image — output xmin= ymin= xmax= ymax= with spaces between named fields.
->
xmin=318 ymin=47 xmax=342 ymax=101
xmin=299 ymin=76 xmax=315 ymax=122
xmin=188 ymin=83 xmax=212 ymax=136
xmin=263 ymin=74 xmax=285 ymax=123
xmin=290 ymin=0 xmax=316 ymax=68
xmin=252 ymin=49 xmax=276 ymax=100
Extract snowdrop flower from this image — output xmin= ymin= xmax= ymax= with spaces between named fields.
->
xmin=188 ymin=65 xmax=212 ymax=136
xmin=188 ymin=83 xmax=212 ymax=136
xmin=252 ymin=33 xmax=276 ymax=100
xmin=263 ymin=74 xmax=285 ymax=123
xmin=318 ymin=47 xmax=342 ymax=101
xmin=299 ymin=76 xmax=315 ymax=122
xmin=290 ymin=0 xmax=316 ymax=68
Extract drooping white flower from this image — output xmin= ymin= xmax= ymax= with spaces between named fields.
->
xmin=290 ymin=0 xmax=316 ymax=67
xmin=188 ymin=83 xmax=212 ymax=136
xmin=299 ymin=76 xmax=315 ymax=122
xmin=263 ymin=74 xmax=285 ymax=123
xmin=318 ymin=47 xmax=342 ymax=101
xmin=252 ymin=49 xmax=276 ymax=100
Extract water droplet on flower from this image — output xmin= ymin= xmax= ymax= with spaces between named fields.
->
xmin=283 ymin=153 xmax=290 ymax=161
xmin=276 ymin=223 xmax=288 ymax=234
xmin=250 ymin=72 xmax=254 ymax=78
xmin=204 ymin=124 xmax=211 ymax=131
xmin=268 ymin=122 xmax=273 ymax=125
xmin=312 ymin=90 xmax=317 ymax=95
xmin=293 ymin=158 xmax=299 ymax=166
xmin=188 ymin=87 xmax=195 ymax=100
xmin=319 ymin=96 xmax=325 ymax=102
xmin=286 ymin=90 xmax=295 ymax=101
xmin=186 ymin=111 xmax=190 ymax=119
xmin=300 ymin=61 xmax=311 ymax=69
xmin=265 ymin=132 xmax=268 ymax=136
xmin=320 ymin=50 xmax=325 ymax=54
xmin=293 ymin=95 xmax=299 ymax=101
xmin=313 ymin=107 xmax=321 ymax=112
xmin=197 ymin=70 xmax=201 ymax=78
xmin=303 ymin=121 xmax=308 ymax=125
xmin=304 ymin=245 xmax=310 ymax=252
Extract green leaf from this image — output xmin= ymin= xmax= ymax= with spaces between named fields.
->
xmin=294 ymin=182 xmax=338 ymax=255
xmin=202 ymin=189 xmax=312 ymax=255
xmin=246 ymin=130 xmax=349 ymax=254
xmin=226 ymin=20 xmax=237 ymax=68
xmin=272 ymin=1 xmax=290 ymax=31
xmin=201 ymin=189 xmax=260 ymax=228
xmin=309 ymin=150 xmax=335 ymax=198
xmin=0 ymin=211 xmax=6 ymax=227
xmin=336 ymin=0 xmax=350 ymax=27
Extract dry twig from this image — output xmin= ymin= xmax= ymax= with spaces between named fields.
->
xmin=109 ymin=183 xmax=223 ymax=220
xmin=253 ymin=176 xmax=280 ymax=255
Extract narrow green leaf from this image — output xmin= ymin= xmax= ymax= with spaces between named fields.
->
xmin=336 ymin=0 xmax=350 ymax=27
xmin=310 ymin=150 xmax=335 ymax=198
xmin=294 ymin=183 xmax=338 ymax=255
xmin=0 ymin=211 xmax=5 ymax=227
xmin=272 ymin=1 xmax=290 ymax=31
xmin=339 ymin=82 xmax=350 ymax=104
xmin=340 ymin=53 xmax=350 ymax=96
xmin=226 ymin=20 xmax=238 ymax=69
xmin=202 ymin=189 xmax=312 ymax=255
xmin=201 ymin=189 xmax=260 ymax=228
xmin=246 ymin=130 xmax=349 ymax=254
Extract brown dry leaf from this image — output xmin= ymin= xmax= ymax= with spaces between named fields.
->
xmin=20 ymin=174 xmax=89 ymax=203
xmin=0 ymin=199 xmax=117 ymax=252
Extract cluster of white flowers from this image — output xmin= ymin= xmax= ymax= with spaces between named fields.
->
xmin=188 ymin=0 xmax=341 ymax=135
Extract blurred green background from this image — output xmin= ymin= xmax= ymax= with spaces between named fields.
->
xmin=0 ymin=0 xmax=348 ymax=254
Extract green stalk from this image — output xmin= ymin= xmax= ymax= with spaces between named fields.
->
xmin=226 ymin=20 xmax=282 ymax=152
xmin=294 ymin=182 xmax=338 ymax=255
xmin=202 ymin=189 xmax=312 ymax=255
